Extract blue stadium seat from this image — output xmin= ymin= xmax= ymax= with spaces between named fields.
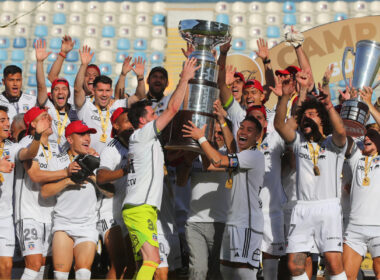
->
xmin=90 ymin=54 xmax=96 ymax=64
xmin=73 ymin=38 xmax=80 ymax=50
xmin=13 ymin=37 xmax=27 ymax=49
xmin=266 ymin=26 xmax=281 ymax=38
xmin=34 ymin=25 xmax=48 ymax=37
xmin=334 ymin=13 xmax=348 ymax=21
xmin=99 ymin=63 xmax=112 ymax=76
xmin=32 ymin=38 xmax=46 ymax=48
xmin=150 ymin=52 xmax=164 ymax=64
xmin=29 ymin=63 xmax=37 ymax=74
xmin=283 ymin=14 xmax=297 ymax=25
xmin=231 ymin=38 xmax=246 ymax=51
xmin=0 ymin=64 xmax=6 ymax=73
xmin=133 ymin=52 xmax=147 ymax=62
xmin=11 ymin=50 xmax=25 ymax=61
xmin=25 ymin=88 xmax=37 ymax=96
xmin=12 ymin=63 xmax=24 ymax=70
xmin=53 ymin=13 xmax=66 ymax=25
xmin=134 ymin=39 xmax=147 ymax=50
xmin=48 ymin=52 xmax=58 ymax=62
xmin=46 ymin=64 xmax=52 ymax=73
xmin=338 ymin=80 xmax=347 ymax=87
xmin=117 ymin=38 xmax=131 ymax=50
xmin=66 ymin=51 xmax=79 ymax=62
xmin=64 ymin=75 xmax=76 ymax=86
xmin=49 ymin=37 xmax=62 ymax=50
xmin=0 ymin=38 xmax=10 ymax=49
xmin=283 ymin=1 xmax=296 ymax=13
xmin=216 ymin=14 xmax=229 ymax=25
xmin=102 ymin=26 xmax=116 ymax=38
xmin=64 ymin=64 xmax=78 ymax=75
xmin=28 ymin=76 xmax=37 ymax=87
xmin=0 ymin=50 xmax=8 ymax=61
xmin=330 ymin=88 xmax=336 ymax=101
xmin=152 ymin=14 xmax=165 ymax=26
xmin=45 ymin=78 xmax=51 ymax=87
xmin=116 ymin=52 xmax=129 ymax=63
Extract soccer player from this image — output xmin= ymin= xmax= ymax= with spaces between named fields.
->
xmin=40 ymin=121 xmax=99 ymax=280
xmin=122 ymin=57 xmax=199 ymax=280
xmin=182 ymin=115 xmax=265 ymax=279
xmin=0 ymin=105 xmax=49 ymax=279
xmin=343 ymin=86 xmax=380 ymax=280
xmin=274 ymin=77 xmax=347 ymax=280
xmin=11 ymin=113 xmax=26 ymax=142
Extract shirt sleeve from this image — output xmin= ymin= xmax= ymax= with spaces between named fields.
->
xmin=16 ymin=136 xmax=34 ymax=162
xmin=326 ymin=135 xmax=348 ymax=155
xmin=131 ymin=120 xmax=160 ymax=143
xmin=76 ymin=98 xmax=90 ymax=121
xmin=346 ymin=142 xmax=361 ymax=171
xmin=288 ymin=131 xmax=301 ymax=153
xmin=226 ymin=99 xmax=246 ymax=125
xmin=99 ymin=145 xmax=119 ymax=171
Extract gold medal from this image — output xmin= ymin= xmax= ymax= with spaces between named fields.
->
xmin=362 ymin=176 xmax=370 ymax=186
xmin=100 ymin=133 xmax=107 ymax=143
xmin=225 ymin=178 xmax=233 ymax=189
xmin=0 ymin=173 xmax=4 ymax=183
xmin=313 ymin=165 xmax=320 ymax=176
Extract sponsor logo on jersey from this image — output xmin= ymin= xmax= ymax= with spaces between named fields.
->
xmin=234 ymin=252 xmax=239 ymax=257
xmin=261 ymin=143 xmax=269 ymax=150
xmin=23 ymin=105 xmax=30 ymax=112
xmin=152 ymin=233 xmax=157 ymax=242
xmin=3 ymin=150 xmax=9 ymax=156
xmin=28 ymin=243 xmax=35 ymax=250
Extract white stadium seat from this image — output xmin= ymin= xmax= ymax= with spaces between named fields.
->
xmin=0 ymin=13 xmax=14 ymax=25
xmin=119 ymin=14 xmax=133 ymax=25
xmin=135 ymin=26 xmax=150 ymax=38
xmin=70 ymin=1 xmax=85 ymax=12
xmin=266 ymin=14 xmax=281 ymax=26
xmin=298 ymin=1 xmax=314 ymax=13
xmin=152 ymin=2 xmax=167 ymax=14
xmin=248 ymin=14 xmax=264 ymax=26
xmin=54 ymin=1 xmax=67 ymax=12
xmin=82 ymin=38 xmax=98 ymax=50
xmin=51 ymin=26 xmax=65 ymax=37
xmin=249 ymin=26 xmax=264 ymax=38
xmin=69 ymin=14 xmax=83 ymax=25
xmin=370 ymin=1 xmax=380 ymax=13
xmin=1 ymin=1 xmax=14 ymax=12
xmin=215 ymin=2 xmax=229 ymax=13
xmin=16 ymin=13 xmax=31 ymax=24
xmin=136 ymin=1 xmax=151 ymax=13
xmin=87 ymin=1 xmax=100 ymax=13
xmin=248 ymin=2 xmax=264 ymax=13
xmin=68 ymin=26 xmax=82 ymax=37
xmin=102 ymin=14 xmax=116 ymax=25
xmin=118 ymin=26 xmax=133 ymax=38
xmin=351 ymin=1 xmax=368 ymax=12
xmin=34 ymin=13 xmax=49 ymax=24
xmin=267 ymin=39 xmax=279 ymax=48
xmin=135 ymin=14 xmax=149 ymax=25
xmin=152 ymin=26 xmax=166 ymax=38
xmin=231 ymin=14 xmax=246 ymax=26
xmin=103 ymin=2 xmax=119 ymax=13
xmin=100 ymin=38 xmax=115 ymax=50
xmin=316 ymin=13 xmax=332 ymax=25
xmin=120 ymin=2 xmax=134 ymax=13
xmin=98 ymin=50 xmax=113 ymax=63
xmin=265 ymin=1 xmax=281 ymax=13
xmin=231 ymin=2 xmax=247 ymax=13
xmin=86 ymin=14 xmax=100 ymax=25
xmin=14 ymin=25 xmax=30 ymax=36
xmin=299 ymin=14 xmax=315 ymax=25
xmin=332 ymin=1 xmax=348 ymax=12
xmin=232 ymin=26 xmax=247 ymax=38
xmin=315 ymin=1 xmax=330 ymax=12
xmin=151 ymin=38 xmax=166 ymax=51
xmin=19 ymin=1 xmax=35 ymax=12
xmin=36 ymin=1 xmax=51 ymax=12
xmin=248 ymin=39 xmax=259 ymax=52
xmin=85 ymin=26 xmax=99 ymax=37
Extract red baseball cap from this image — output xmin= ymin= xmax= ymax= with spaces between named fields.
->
xmin=243 ymin=79 xmax=263 ymax=93
xmin=275 ymin=65 xmax=301 ymax=76
xmin=87 ymin=64 xmax=101 ymax=76
xmin=110 ymin=107 xmax=128 ymax=138
xmin=24 ymin=107 xmax=47 ymax=135
xmin=65 ymin=120 xmax=97 ymax=138
xmin=234 ymin=72 xmax=245 ymax=83
xmin=275 ymin=69 xmax=290 ymax=76
xmin=51 ymin=78 xmax=69 ymax=92
xmin=246 ymin=105 xmax=267 ymax=120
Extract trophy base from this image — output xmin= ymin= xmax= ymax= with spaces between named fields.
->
xmin=340 ymin=99 xmax=369 ymax=137
xmin=164 ymin=110 xmax=215 ymax=153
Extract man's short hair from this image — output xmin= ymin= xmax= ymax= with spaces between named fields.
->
xmin=3 ymin=65 xmax=22 ymax=78
xmin=243 ymin=115 xmax=262 ymax=135
xmin=0 ymin=105 xmax=8 ymax=113
xmin=93 ymin=75 xmax=112 ymax=88
xmin=147 ymin=66 xmax=168 ymax=81
xmin=128 ymin=99 xmax=153 ymax=129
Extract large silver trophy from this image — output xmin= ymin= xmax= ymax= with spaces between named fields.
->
xmin=341 ymin=40 xmax=380 ymax=137
xmin=164 ymin=20 xmax=231 ymax=152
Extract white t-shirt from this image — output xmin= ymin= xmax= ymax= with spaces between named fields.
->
xmin=290 ymin=132 xmax=347 ymax=201
xmin=14 ymin=136 xmax=59 ymax=223
xmin=187 ymin=147 xmax=230 ymax=223
xmin=123 ymin=120 xmax=165 ymax=209
xmin=228 ymin=148 xmax=265 ymax=231
xmin=76 ymin=99 xmax=127 ymax=154
xmin=150 ymin=94 xmax=171 ymax=116
xmin=98 ymin=138 xmax=129 ymax=221
xmin=226 ymin=99 xmax=246 ymax=141
xmin=0 ymin=139 xmax=22 ymax=218
xmin=0 ymin=91 xmax=37 ymax=123
xmin=49 ymin=152 xmax=97 ymax=226
xmin=347 ymin=143 xmax=380 ymax=225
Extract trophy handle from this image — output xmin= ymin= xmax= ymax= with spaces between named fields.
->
xmin=342 ymin=47 xmax=355 ymax=88
xmin=372 ymin=80 xmax=380 ymax=90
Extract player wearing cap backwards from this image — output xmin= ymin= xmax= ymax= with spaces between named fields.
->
xmin=96 ymin=107 xmax=135 ymax=279
xmin=274 ymin=74 xmax=347 ymax=279
xmin=14 ymin=107 xmax=72 ymax=280
xmin=0 ymin=105 xmax=50 ymax=279
xmin=182 ymin=112 xmax=265 ymax=279
xmin=39 ymin=121 xmax=100 ymax=280
xmin=342 ymin=87 xmax=380 ymax=280
xmin=121 ymin=58 xmax=199 ymax=280
xmin=35 ymin=39 xmax=78 ymax=153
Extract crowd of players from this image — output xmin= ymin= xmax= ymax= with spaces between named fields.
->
xmin=0 ymin=27 xmax=380 ymax=280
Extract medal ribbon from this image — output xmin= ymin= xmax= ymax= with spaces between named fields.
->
xmin=96 ymin=105 xmax=110 ymax=141
xmin=40 ymin=143 xmax=52 ymax=163
xmin=286 ymin=93 xmax=298 ymax=118
xmin=55 ymin=109 xmax=69 ymax=144
xmin=364 ymin=152 xmax=378 ymax=181
xmin=307 ymin=142 xmax=320 ymax=173
xmin=0 ymin=142 xmax=4 ymax=182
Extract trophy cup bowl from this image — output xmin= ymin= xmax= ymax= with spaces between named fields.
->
xmin=164 ymin=20 xmax=231 ymax=153
xmin=341 ymin=40 xmax=380 ymax=137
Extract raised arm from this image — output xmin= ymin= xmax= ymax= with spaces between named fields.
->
xmin=35 ymin=39 xmax=52 ymax=106
xmin=360 ymin=86 xmax=380 ymax=127
xmin=217 ymin=40 xmax=233 ymax=105
xmin=256 ymin=38 xmax=275 ymax=102
xmin=155 ymin=57 xmax=200 ymax=132
xmin=47 ymin=35 xmax=74 ymax=82
xmin=274 ymin=80 xmax=297 ymax=143
xmin=74 ymin=46 xmax=94 ymax=109
xmin=115 ymin=56 xmax=133 ymax=100
xmin=126 ymin=57 xmax=146 ymax=106
xmin=214 ymin=100 xmax=235 ymax=153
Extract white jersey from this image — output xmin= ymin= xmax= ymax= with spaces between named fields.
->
xmin=14 ymin=136 xmax=59 ymax=223
xmin=123 ymin=120 xmax=165 ymax=209
xmin=76 ymin=99 xmax=127 ymax=153
xmin=226 ymin=99 xmax=246 ymax=141
xmin=98 ymin=138 xmax=129 ymax=221
xmin=228 ymin=148 xmax=265 ymax=231
xmin=49 ymin=152 xmax=97 ymax=227
xmin=0 ymin=91 xmax=37 ymax=123
xmin=44 ymin=99 xmax=78 ymax=152
xmin=0 ymin=140 xmax=22 ymax=218
xmin=290 ymin=132 xmax=347 ymax=201
xmin=347 ymin=143 xmax=380 ymax=225
xmin=187 ymin=147 xmax=230 ymax=223
xmin=150 ymin=94 xmax=171 ymax=117
xmin=157 ymin=178 xmax=177 ymax=235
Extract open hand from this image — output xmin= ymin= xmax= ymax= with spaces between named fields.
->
xmin=182 ymin=121 xmax=206 ymax=141
xmin=35 ymin=39 xmax=52 ymax=62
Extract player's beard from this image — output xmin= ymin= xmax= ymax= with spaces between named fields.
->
xmin=301 ymin=117 xmax=323 ymax=142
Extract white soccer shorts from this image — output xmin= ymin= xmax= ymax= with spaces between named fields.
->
xmin=157 ymin=232 xmax=182 ymax=270
xmin=220 ymin=225 xmax=263 ymax=268
xmin=53 ymin=224 xmax=98 ymax=247
xmin=344 ymin=223 xmax=380 ymax=258
xmin=16 ymin=219 xmax=52 ymax=257
xmin=0 ymin=216 xmax=15 ymax=257
xmin=96 ymin=216 xmax=119 ymax=241
xmin=261 ymin=212 xmax=286 ymax=256
xmin=286 ymin=199 xmax=343 ymax=254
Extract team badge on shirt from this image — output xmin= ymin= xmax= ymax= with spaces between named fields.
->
xmin=152 ymin=233 xmax=157 ymax=242
xmin=23 ymin=105 xmax=30 ymax=112
xmin=28 ymin=243 xmax=35 ymax=250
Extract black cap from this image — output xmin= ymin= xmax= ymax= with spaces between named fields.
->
xmin=148 ymin=66 xmax=168 ymax=80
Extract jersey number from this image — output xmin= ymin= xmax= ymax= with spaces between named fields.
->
xmin=288 ymin=224 xmax=296 ymax=236
xmin=24 ymin=228 xmax=38 ymax=241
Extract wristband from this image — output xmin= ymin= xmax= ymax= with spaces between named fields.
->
xmin=223 ymin=95 xmax=234 ymax=109
xmin=137 ymin=77 xmax=144 ymax=81
xmin=221 ymin=122 xmax=227 ymax=128
xmin=198 ymin=136 xmax=207 ymax=145
xmin=263 ymin=58 xmax=271 ymax=64
xmin=58 ymin=52 xmax=67 ymax=58
xmin=34 ymin=132 xmax=42 ymax=141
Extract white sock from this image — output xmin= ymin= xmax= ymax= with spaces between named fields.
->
xmin=235 ymin=267 xmax=257 ymax=279
xmin=263 ymin=258 xmax=279 ymax=279
xmin=292 ymin=272 xmax=309 ymax=280
xmin=37 ymin=265 xmax=45 ymax=280
xmin=21 ymin=268 xmax=39 ymax=280
xmin=330 ymin=272 xmax=347 ymax=280
xmin=54 ymin=271 xmax=69 ymax=280
xmin=75 ymin=268 xmax=91 ymax=280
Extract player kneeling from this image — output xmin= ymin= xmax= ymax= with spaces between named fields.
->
xmin=40 ymin=121 xmax=101 ymax=280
